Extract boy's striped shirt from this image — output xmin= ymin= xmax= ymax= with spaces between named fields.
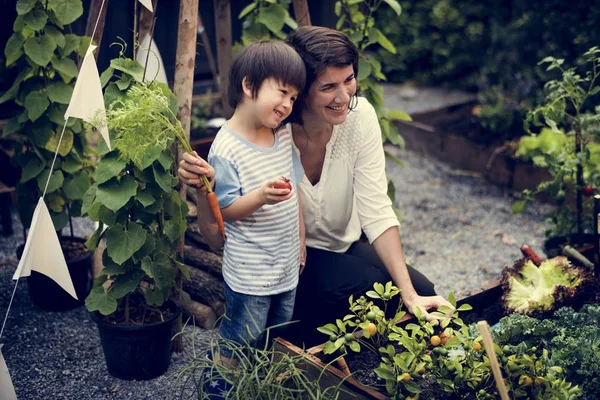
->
xmin=208 ymin=123 xmax=303 ymax=295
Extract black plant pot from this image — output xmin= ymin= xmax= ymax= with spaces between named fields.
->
xmin=543 ymin=233 xmax=596 ymax=259
xmin=91 ymin=301 xmax=181 ymax=381
xmin=17 ymin=237 xmax=93 ymax=312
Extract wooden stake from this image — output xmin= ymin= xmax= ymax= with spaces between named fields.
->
xmin=478 ymin=321 xmax=510 ymax=400
xmin=213 ymin=0 xmax=233 ymax=117
xmin=292 ymin=0 xmax=311 ymax=26
xmin=173 ymin=0 xmax=199 ymax=352
xmin=85 ymin=0 xmax=109 ymax=59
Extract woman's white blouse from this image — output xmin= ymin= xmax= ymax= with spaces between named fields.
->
xmin=294 ymin=97 xmax=400 ymax=253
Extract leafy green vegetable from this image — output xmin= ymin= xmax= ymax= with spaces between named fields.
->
xmin=501 ymin=257 xmax=594 ymax=316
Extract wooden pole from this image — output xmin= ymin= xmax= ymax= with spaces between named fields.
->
xmin=85 ymin=0 xmax=110 ymax=58
xmin=213 ymin=0 xmax=233 ymax=117
xmin=292 ymin=0 xmax=311 ymax=26
xmin=173 ymin=0 xmax=199 ymax=352
xmin=478 ymin=321 xmax=510 ymax=400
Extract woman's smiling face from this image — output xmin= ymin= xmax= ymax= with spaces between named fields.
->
xmin=304 ymin=65 xmax=357 ymax=126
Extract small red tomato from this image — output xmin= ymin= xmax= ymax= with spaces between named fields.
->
xmin=583 ymin=185 xmax=595 ymax=197
xmin=273 ymin=181 xmax=292 ymax=190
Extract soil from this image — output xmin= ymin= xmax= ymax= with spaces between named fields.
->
xmin=61 ymin=238 xmax=92 ymax=261
xmin=99 ymin=294 xmax=175 ymax=326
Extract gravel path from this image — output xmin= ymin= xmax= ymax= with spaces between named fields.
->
xmin=0 ymin=147 xmax=553 ymax=399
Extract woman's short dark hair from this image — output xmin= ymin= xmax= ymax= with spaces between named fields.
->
xmin=285 ymin=26 xmax=359 ymax=125
xmin=227 ymin=40 xmax=306 ymax=109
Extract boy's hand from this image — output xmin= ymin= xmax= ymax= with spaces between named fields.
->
xmin=178 ymin=151 xmax=215 ymax=193
xmin=260 ymin=177 xmax=293 ymax=205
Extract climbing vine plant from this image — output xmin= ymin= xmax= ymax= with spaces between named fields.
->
xmin=1 ymin=0 xmax=92 ymax=231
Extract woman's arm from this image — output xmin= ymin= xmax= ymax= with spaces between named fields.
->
xmin=352 ymin=100 xmax=451 ymax=318
xmin=178 ymin=151 xmax=224 ymax=250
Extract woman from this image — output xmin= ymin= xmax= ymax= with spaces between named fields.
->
xmin=179 ymin=26 xmax=450 ymax=346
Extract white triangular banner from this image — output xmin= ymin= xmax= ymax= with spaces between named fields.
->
xmin=0 ymin=345 xmax=17 ymax=400
xmin=136 ymin=35 xmax=168 ymax=85
xmin=139 ymin=0 xmax=153 ymax=12
xmin=64 ymin=45 xmax=111 ymax=150
xmin=13 ymin=198 xmax=77 ymax=300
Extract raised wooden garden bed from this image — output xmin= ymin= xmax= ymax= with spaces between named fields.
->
xmin=273 ymin=278 xmax=504 ymax=400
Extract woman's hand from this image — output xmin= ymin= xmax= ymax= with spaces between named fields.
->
xmin=178 ymin=151 xmax=215 ymax=193
xmin=403 ymin=293 xmax=453 ymax=322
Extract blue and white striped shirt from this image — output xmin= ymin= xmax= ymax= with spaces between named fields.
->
xmin=208 ymin=123 xmax=304 ymax=295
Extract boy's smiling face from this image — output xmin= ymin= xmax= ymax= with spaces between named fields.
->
xmin=244 ymin=78 xmax=298 ymax=129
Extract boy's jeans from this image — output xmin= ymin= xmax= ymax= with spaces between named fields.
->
xmin=217 ymin=282 xmax=296 ymax=358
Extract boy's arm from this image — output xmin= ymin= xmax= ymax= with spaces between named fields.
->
xmin=195 ymin=189 xmax=224 ymax=250
xmin=221 ymin=177 xmax=293 ymax=222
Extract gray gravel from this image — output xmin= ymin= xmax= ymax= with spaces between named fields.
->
xmin=386 ymin=145 xmax=553 ymax=298
xmin=0 ymin=147 xmax=552 ymax=399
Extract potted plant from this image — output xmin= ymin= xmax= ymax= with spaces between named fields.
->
xmin=513 ymin=46 xmax=600 ymax=256
xmin=82 ymin=56 xmax=191 ymax=380
xmin=1 ymin=0 xmax=94 ymax=311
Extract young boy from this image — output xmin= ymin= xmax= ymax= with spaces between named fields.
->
xmin=204 ymin=40 xmax=306 ymax=395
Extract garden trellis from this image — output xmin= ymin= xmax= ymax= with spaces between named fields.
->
xmin=0 ymin=0 xmax=113 ymax=395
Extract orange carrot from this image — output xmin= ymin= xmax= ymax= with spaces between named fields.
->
xmin=202 ymin=175 xmax=226 ymax=241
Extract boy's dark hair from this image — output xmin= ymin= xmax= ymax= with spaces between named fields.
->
xmin=285 ymin=27 xmax=360 ymax=125
xmin=228 ymin=40 xmax=306 ymax=109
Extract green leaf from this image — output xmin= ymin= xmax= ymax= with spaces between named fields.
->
xmin=96 ymin=175 xmax=138 ymax=212
xmin=85 ymin=286 xmax=118 ymax=315
xmin=448 ymin=292 xmax=456 ymax=307
xmin=511 ymin=200 xmax=527 ymax=214
xmin=105 ymin=222 xmax=148 ymax=265
xmin=387 ymin=110 xmax=412 ymax=121
xmin=0 ymin=68 xmax=29 ymax=104
xmin=61 ymin=34 xmax=80 ymax=57
xmin=136 ymin=189 xmax=155 ymax=207
xmin=81 ymin=186 xmax=96 ymax=215
xmin=16 ymin=0 xmax=37 ymax=15
xmin=383 ymin=0 xmax=402 ymax=15
xmin=51 ymin=56 xmax=78 ymax=78
xmin=61 ymin=155 xmax=82 ymax=173
xmin=238 ymin=3 xmax=257 ymax=18
xmin=153 ymin=163 xmax=176 ymax=193
xmin=20 ymin=156 xmax=45 ymax=182
xmin=100 ymin=67 xmax=114 ymax=88
xmin=95 ymin=152 xmax=126 ymax=184
xmin=109 ymin=269 xmax=145 ymax=299
xmin=44 ymin=128 xmax=73 ymax=156
xmin=63 ymin=171 xmax=90 ymax=200
xmin=456 ymin=304 xmax=473 ymax=312
xmin=24 ymin=34 xmax=56 ymax=67
xmin=358 ymin=58 xmax=371 ymax=81
xmin=141 ymin=253 xmax=175 ymax=289
xmin=142 ymin=285 xmax=168 ymax=306
xmin=85 ymin=222 xmax=104 ymax=251
xmin=47 ymin=0 xmax=83 ymax=25
xmin=26 ymin=116 xmax=53 ymax=146
xmin=23 ymin=8 xmax=48 ymax=31
xmin=110 ymin=58 xmax=144 ymax=82
xmin=157 ymin=149 xmax=173 ymax=170
xmin=98 ymin=206 xmax=116 ymax=226
xmin=5 ymin=33 xmax=25 ymax=67
xmin=47 ymin=81 xmax=73 ymax=104
xmin=375 ymin=29 xmax=396 ymax=54
xmin=256 ymin=5 xmax=287 ymax=34
xmin=45 ymin=26 xmax=66 ymax=48
xmin=24 ymin=90 xmax=49 ymax=121
xmin=37 ymin=169 xmax=64 ymax=194
xmin=115 ymin=74 xmax=132 ymax=91
xmin=164 ymin=219 xmax=185 ymax=243
xmin=3 ymin=116 xmax=23 ymax=137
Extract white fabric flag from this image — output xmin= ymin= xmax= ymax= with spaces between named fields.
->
xmin=0 ymin=345 xmax=17 ymax=400
xmin=64 ymin=45 xmax=111 ymax=150
xmin=136 ymin=35 xmax=168 ymax=85
xmin=139 ymin=0 xmax=153 ymax=12
xmin=12 ymin=198 xmax=77 ymax=300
